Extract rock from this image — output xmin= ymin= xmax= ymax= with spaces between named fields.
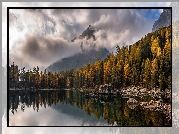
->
xmin=127 ymin=98 xmax=138 ymax=104
xmin=95 ymin=85 xmax=99 ymax=90
xmin=121 ymin=93 xmax=130 ymax=99
xmin=140 ymin=88 xmax=147 ymax=93
xmin=140 ymin=102 xmax=148 ymax=107
xmin=98 ymin=84 xmax=114 ymax=94
xmin=149 ymin=100 xmax=154 ymax=105
xmin=158 ymin=99 xmax=163 ymax=103
xmin=127 ymin=98 xmax=139 ymax=109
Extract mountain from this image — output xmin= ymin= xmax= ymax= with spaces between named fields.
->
xmin=46 ymin=47 xmax=109 ymax=72
xmin=46 ymin=25 xmax=109 ymax=72
xmin=152 ymin=9 xmax=171 ymax=32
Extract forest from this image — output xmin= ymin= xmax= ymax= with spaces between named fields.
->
xmin=9 ymin=26 xmax=171 ymax=91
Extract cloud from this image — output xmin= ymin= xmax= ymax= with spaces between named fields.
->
xmin=92 ymin=9 xmax=154 ymax=52
xmin=7 ymin=7 xmax=161 ymax=70
xmin=9 ymin=34 xmax=82 ymax=70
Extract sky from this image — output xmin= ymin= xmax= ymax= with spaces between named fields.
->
xmin=2 ymin=2 xmax=170 ymax=71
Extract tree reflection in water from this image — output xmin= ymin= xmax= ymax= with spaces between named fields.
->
xmin=9 ymin=90 xmax=171 ymax=126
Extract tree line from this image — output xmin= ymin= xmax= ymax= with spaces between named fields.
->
xmin=9 ymin=26 xmax=171 ymax=91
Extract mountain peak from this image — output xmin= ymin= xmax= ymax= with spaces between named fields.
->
xmin=71 ymin=25 xmax=96 ymax=42
xmin=152 ymin=9 xmax=171 ymax=32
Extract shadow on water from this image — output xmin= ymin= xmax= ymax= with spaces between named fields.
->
xmin=9 ymin=89 xmax=171 ymax=126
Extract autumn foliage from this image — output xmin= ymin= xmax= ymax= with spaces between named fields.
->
xmin=9 ymin=26 xmax=171 ymax=91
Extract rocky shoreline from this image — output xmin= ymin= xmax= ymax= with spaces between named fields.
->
xmin=80 ymin=84 xmax=171 ymax=121
xmin=81 ymin=84 xmax=171 ymax=100
xmin=9 ymin=84 xmax=171 ymax=121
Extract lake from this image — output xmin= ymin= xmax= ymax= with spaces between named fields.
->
xmin=9 ymin=89 xmax=171 ymax=126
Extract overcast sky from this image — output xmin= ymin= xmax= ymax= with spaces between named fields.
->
xmin=2 ymin=2 xmax=170 ymax=71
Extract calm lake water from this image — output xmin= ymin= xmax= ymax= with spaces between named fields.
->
xmin=9 ymin=89 xmax=171 ymax=126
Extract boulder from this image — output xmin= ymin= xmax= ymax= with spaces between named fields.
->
xmin=127 ymin=98 xmax=139 ymax=109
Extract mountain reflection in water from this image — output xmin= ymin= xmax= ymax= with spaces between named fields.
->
xmin=9 ymin=90 xmax=171 ymax=126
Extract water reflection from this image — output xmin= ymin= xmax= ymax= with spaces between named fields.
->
xmin=9 ymin=90 xmax=171 ymax=126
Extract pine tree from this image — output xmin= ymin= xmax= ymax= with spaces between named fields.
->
xmin=151 ymin=58 xmax=159 ymax=88
xmin=143 ymin=58 xmax=151 ymax=89
xmin=151 ymin=37 xmax=160 ymax=58
xmin=124 ymin=62 xmax=130 ymax=86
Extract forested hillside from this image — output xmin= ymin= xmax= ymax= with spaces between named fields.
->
xmin=9 ymin=26 xmax=171 ymax=91
xmin=46 ymin=47 xmax=109 ymax=73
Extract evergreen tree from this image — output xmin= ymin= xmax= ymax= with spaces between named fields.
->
xmin=143 ymin=58 xmax=151 ymax=89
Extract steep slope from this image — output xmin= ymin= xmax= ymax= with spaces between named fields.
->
xmin=152 ymin=9 xmax=171 ymax=32
xmin=71 ymin=25 xmax=96 ymax=42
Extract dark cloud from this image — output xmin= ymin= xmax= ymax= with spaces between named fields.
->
xmin=21 ymin=35 xmax=41 ymax=60
xmin=9 ymin=34 xmax=82 ymax=70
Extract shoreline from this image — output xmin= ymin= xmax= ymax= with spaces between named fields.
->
xmin=9 ymin=85 xmax=171 ymax=122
